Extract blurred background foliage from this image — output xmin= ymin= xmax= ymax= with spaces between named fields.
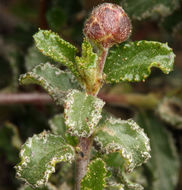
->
xmin=0 ymin=0 xmax=182 ymax=190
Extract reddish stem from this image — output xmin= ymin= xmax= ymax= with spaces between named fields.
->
xmin=75 ymin=137 xmax=93 ymax=190
xmin=0 ymin=93 xmax=52 ymax=105
xmin=98 ymin=48 xmax=108 ymax=73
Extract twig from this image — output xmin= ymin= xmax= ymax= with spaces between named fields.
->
xmin=75 ymin=137 xmax=93 ymax=190
xmin=0 ymin=92 xmax=159 ymax=108
xmin=99 ymin=92 xmax=159 ymax=109
xmin=0 ymin=93 xmax=52 ymax=105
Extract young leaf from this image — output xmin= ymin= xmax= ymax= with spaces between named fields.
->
xmin=157 ymin=97 xmax=182 ymax=129
xmin=49 ymin=114 xmax=78 ymax=146
xmin=19 ymin=62 xmax=81 ymax=105
xmin=136 ymin=112 xmax=180 ymax=190
xmin=81 ymin=158 xmax=107 ymax=190
xmin=94 ymin=117 xmax=151 ymax=172
xmin=75 ymin=38 xmax=99 ymax=93
xmin=15 ymin=131 xmax=75 ymax=187
xmin=33 ymin=29 xmax=79 ymax=76
xmin=122 ymin=0 xmax=179 ymax=20
xmin=64 ymin=90 xmax=105 ymax=137
xmin=104 ymin=41 xmax=175 ymax=83
xmin=76 ymin=38 xmax=98 ymax=71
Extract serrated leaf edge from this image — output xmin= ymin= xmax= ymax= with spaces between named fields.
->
xmin=106 ymin=41 xmax=175 ymax=83
xmin=19 ymin=62 xmax=78 ymax=105
xmin=15 ymin=131 xmax=75 ymax=188
xmin=33 ymin=29 xmax=77 ymax=60
xmin=81 ymin=158 xmax=107 ymax=190
xmin=94 ymin=117 xmax=151 ymax=172
xmin=64 ymin=90 xmax=105 ymax=137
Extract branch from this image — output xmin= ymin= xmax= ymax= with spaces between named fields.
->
xmin=0 ymin=93 xmax=52 ymax=105
xmin=0 ymin=92 xmax=159 ymax=108
xmin=98 ymin=92 xmax=159 ymax=109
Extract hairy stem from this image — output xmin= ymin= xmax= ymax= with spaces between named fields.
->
xmin=75 ymin=49 xmax=108 ymax=190
xmin=75 ymin=137 xmax=93 ymax=190
xmin=98 ymin=48 xmax=108 ymax=74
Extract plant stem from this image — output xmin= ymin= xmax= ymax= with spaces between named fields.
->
xmin=75 ymin=137 xmax=93 ymax=190
xmin=75 ymin=49 xmax=108 ymax=190
xmin=98 ymin=48 xmax=108 ymax=74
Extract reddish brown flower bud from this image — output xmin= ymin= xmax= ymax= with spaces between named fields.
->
xmin=83 ymin=3 xmax=132 ymax=49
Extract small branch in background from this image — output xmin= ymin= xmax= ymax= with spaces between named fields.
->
xmin=0 ymin=93 xmax=52 ymax=105
xmin=0 ymin=92 xmax=159 ymax=108
xmin=98 ymin=92 xmax=159 ymax=109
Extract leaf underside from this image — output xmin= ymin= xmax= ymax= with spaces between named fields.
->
xmin=81 ymin=158 xmax=107 ymax=190
xmin=94 ymin=117 xmax=151 ymax=172
xmin=64 ymin=90 xmax=105 ymax=137
xmin=122 ymin=0 xmax=179 ymax=20
xmin=16 ymin=131 xmax=75 ymax=187
xmin=19 ymin=62 xmax=81 ymax=105
xmin=104 ymin=41 xmax=175 ymax=83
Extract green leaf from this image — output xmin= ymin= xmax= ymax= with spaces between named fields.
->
xmin=157 ymin=97 xmax=182 ymax=129
xmin=75 ymin=38 xmax=98 ymax=89
xmin=16 ymin=131 xmax=75 ymax=187
xmin=104 ymin=155 xmax=145 ymax=190
xmin=25 ymin=45 xmax=55 ymax=71
xmin=33 ymin=29 xmax=79 ymax=76
xmin=49 ymin=114 xmax=78 ymax=146
xmin=104 ymin=41 xmax=175 ymax=83
xmin=49 ymin=114 xmax=66 ymax=136
xmin=18 ymin=183 xmax=56 ymax=190
xmin=120 ymin=171 xmax=143 ymax=190
xmin=122 ymin=0 xmax=179 ymax=20
xmin=103 ymin=152 xmax=124 ymax=168
xmin=64 ymin=90 xmax=105 ymax=137
xmin=19 ymin=62 xmax=81 ymax=105
xmin=94 ymin=117 xmax=151 ymax=172
xmin=81 ymin=158 xmax=107 ymax=190
xmin=136 ymin=112 xmax=180 ymax=190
